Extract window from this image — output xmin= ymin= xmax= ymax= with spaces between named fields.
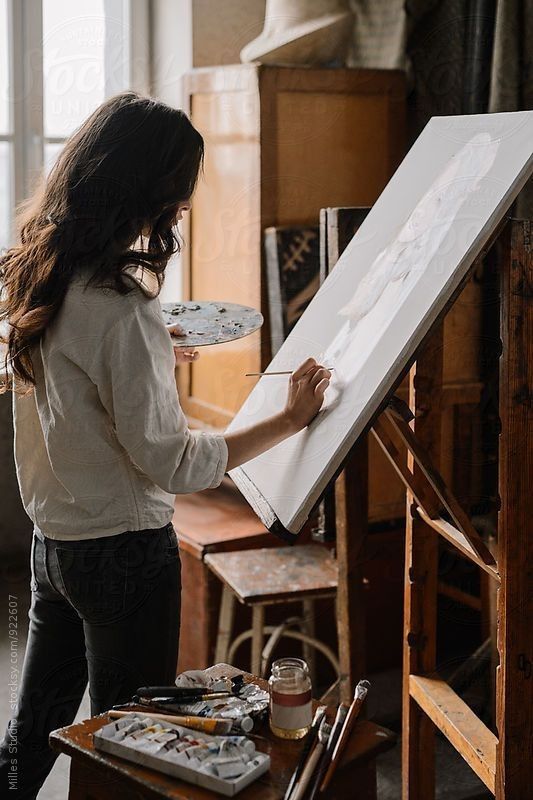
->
xmin=0 ymin=0 xmax=149 ymax=252
xmin=0 ymin=0 xmax=12 ymax=250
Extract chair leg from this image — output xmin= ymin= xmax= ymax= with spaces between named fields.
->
xmin=215 ymin=586 xmax=236 ymax=664
xmin=302 ymin=599 xmax=316 ymax=688
xmin=251 ymin=605 xmax=265 ymax=676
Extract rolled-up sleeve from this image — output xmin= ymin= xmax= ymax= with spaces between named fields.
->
xmin=88 ymin=297 xmax=228 ymax=494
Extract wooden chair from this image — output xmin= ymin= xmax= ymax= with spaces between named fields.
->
xmin=205 ymin=545 xmax=340 ymax=688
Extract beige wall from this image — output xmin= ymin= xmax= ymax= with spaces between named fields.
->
xmin=192 ymin=0 xmax=266 ymax=66
xmin=150 ymin=0 xmax=194 ymax=301
xmin=151 ymin=0 xmax=192 ymax=107
xmin=151 ymin=0 xmax=266 ymax=302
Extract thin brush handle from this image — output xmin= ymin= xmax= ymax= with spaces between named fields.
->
xmin=246 ymin=368 xmax=334 ymax=377
xmin=136 ymin=686 xmax=229 ymax=699
xmin=283 ymin=706 xmax=326 ymax=800
xmin=304 ymin=704 xmax=347 ymax=796
xmin=321 ymin=681 xmax=371 ymax=791
xmin=137 ymin=693 xmax=230 ymax=703
xmin=290 ymin=741 xmax=324 ymax=800
xmin=108 ymin=709 xmax=231 ymax=735
xmin=305 ymin=739 xmax=332 ymax=800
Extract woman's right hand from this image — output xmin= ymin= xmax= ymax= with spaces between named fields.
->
xmin=224 ymin=357 xmax=331 ymax=471
xmin=284 ymin=357 xmax=331 ymax=432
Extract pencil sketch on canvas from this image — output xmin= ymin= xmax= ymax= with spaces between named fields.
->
xmin=227 ymin=112 xmax=533 ymax=538
xmin=318 ymin=132 xmax=500 ymax=416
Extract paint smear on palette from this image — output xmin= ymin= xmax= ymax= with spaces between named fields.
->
xmin=320 ymin=132 xmax=500 ymax=411
xmin=161 ymin=301 xmax=263 ymax=347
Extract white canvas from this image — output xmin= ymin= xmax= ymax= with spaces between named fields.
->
xmin=227 ymin=112 xmax=533 ymax=537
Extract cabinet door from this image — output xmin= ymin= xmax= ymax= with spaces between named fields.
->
xmin=179 ymin=75 xmax=262 ymax=428
xmin=179 ymin=67 xmax=406 ymax=430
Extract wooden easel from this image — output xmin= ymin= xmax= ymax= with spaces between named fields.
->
xmin=329 ymin=218 xmax=531 ymax=798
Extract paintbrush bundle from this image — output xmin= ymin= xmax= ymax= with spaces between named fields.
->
xmin=94 ymin=712 xmax=270 ymax=797
xmin=283 ymin=679 xmax=371 ymax=799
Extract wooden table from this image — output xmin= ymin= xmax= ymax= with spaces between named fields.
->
xmin=50 ymin=665 xmax=396 ymax=799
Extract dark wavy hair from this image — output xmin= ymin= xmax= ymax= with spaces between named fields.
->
xmin=0 ymin=91 xmax=204 ymax=390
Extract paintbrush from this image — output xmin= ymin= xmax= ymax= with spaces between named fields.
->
xmin=132 ymin=692 xmax=231 ymax=705
xmin=115 ymin=698 xmax=214 ymax=717
xmin=108 ymin=709 xmax=233 ymax=735
xmin=289 ymin=718 xmax=331 ymax=800
xmin=246 ymin=368 xmax=334 ymax=377
xmin=283 ymin=705 xmax=327 ymax=800
xmin=304 ymin=703 xmax=348 ymax=800
xmin=320 ymin=679 xmax=371 ymax=792
xmin=135 ymin=686 xmax=230 ymax=701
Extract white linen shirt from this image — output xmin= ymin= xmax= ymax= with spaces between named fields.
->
xmin=12 ymin=268 xmax=228 ymax=540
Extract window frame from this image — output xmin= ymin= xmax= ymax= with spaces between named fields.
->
xmin=3 ymin=0 xmax=150 ymax=246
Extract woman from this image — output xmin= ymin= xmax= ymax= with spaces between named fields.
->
xmin=0 ymin=92 xmax=330 ymax=797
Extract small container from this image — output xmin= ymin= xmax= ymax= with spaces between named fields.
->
xmin=268 ymin=658 xmax=313 ymax=740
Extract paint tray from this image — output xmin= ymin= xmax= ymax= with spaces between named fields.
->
xmin=93 ymin=713 xmax=270 ymax=796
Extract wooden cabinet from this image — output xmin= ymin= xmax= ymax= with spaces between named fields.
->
xmin=179 ymin=64 xmax=406 ymax=428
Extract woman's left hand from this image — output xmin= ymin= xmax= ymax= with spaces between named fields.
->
xmin=167 ymin=323 xmax=200 ymax=365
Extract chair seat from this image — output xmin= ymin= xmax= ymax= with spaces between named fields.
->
xmin=204 ymin=544 xmax=338 ymax=605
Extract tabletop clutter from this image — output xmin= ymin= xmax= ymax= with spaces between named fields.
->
xmin=93 ymin=658 xmax=371 ymax=798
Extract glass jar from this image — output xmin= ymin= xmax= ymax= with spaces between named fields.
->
xmin=268 ymin=658 xmax=313 ymax=739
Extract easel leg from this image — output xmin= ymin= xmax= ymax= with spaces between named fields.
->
xmin=495 ymin=220 xmax=533 ymax=798
xmin=402 ymin=325 xmax=443 ymax=800
xmin=335 ymin=436 xmax=368 ymax=704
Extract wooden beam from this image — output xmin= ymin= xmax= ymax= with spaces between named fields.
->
xmin=371 ymin=417 xmax=441 ymax=518
xmin=416 ymin=508 xmax=500 ymax=582
xmin=496 ymin=220 xmax=533 ymax=798
xmin=440 ymin=381 xmax=484 ymax=407
xmin=437 ymin=581 xmax=483 ymax=611
xmin=322 ymin=207 xmax=372 ymax=706
xmin=384 ymin=407 xmax=496 ymax=566
xmin=402 ymin=327 xmax=443 ymax=800
xmin=335 ymin=437 xmax=368 ymax=704
xmin=372 ymin=407 xmax=499 ymax=580
xmin=409 ymin=674 xmax=497 ymax=793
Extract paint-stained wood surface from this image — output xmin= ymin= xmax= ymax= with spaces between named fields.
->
xmin=205 ymin=545 xmax=338 ymax=605
xmin=50 ymin=664 xmax=396 ymax=800
xmin=496 ymin=220 xmax=533 ymax=798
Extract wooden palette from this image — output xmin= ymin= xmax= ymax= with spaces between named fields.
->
xmin=162 ymin=301 xmax=263 ymax=347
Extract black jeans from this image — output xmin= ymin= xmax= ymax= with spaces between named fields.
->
xmin=0 ymin=522 xmax=181 ymax=799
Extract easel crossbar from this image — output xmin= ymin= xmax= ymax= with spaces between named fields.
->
xmin=370 ymin=399 xmax=497 ymax=570
xmin=416 ymin=508 xmax=500 ymax=582
xmin=409 ymin=674 xmax=497 ymax=794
